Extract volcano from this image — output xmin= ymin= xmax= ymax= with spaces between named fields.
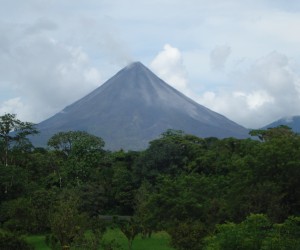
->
xmin=262 ymin=116 xmax=300 ymax=133
xmin=33 ymin=62 xmax=249 ymax=150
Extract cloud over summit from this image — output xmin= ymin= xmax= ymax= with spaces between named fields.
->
xmin=150 ymin=44 xmax=189 ymax=94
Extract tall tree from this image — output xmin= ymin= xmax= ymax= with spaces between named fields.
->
xmin=47 ymin=131 xmax=105 ymax=158
xmin=48 ymin=131 xmax=105 ymax=185
xmin=0 ymin=113 xmax=38 ymax=166
xmin=134 ymin=129 xmax=204 ymax=183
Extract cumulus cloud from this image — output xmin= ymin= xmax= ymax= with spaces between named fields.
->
xmin=233 ymin=91 xmax=274 ymax=110
xmin=1 ymin=0 xmax=300 ymax=129
xmin=198 ymin=51 xmax=300 ymax=128
xmin=0 ymin=98 xmax=24 ymax=115
xmin=150 ymin=44 xmax=190 ymax=94
xmin=0 ymin=21 xmax=102 ymax=122
xmin=210 ymin=45 xmax=231 ymax=70
xmin=0 ymin=97 xmax=36 ymax=122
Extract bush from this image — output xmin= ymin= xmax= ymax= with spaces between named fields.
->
xmin=0 ymin=229 xmax=33 ymax=250
xmin=263 ymin=216 xmax=300 ymax=250
xmin=48 ymin=190 xmax=88 ymax=249
xmin=1 ymin=197 xmax=37 ymax=234
xmin=204 ymin=214 xmax=300 ymax=250
xmin=167 ymin=220 xmax=207 ymax=250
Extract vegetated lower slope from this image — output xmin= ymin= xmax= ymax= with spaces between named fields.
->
xmin=32 ymin=62 xmax=249 ymax=150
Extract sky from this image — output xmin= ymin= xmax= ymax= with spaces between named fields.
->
xmin=1 ymin=0 xmax=300 ymax=128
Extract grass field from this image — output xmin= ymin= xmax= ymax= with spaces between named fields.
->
xmin=26 ymin=229 xmax=175 ymax=250
xmin=26 ymin=235 xmax=51 ymax=250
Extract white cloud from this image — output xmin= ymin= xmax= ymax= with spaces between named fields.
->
xmin=150 ymin=44 xmax=189 ymax=94
xmin=1 ymin=0 xmax=300 ymax=129
xmin=0 ymin=97 xmax=34 ymax=122
xmin=0 ymin=22 xmax=102 ymax=122
xmin=198 ymin=51 xmax=300 ymax=128
xmin=235 ymin=90 xmax=275 ymax=110
xmin=0 ymin=98 xmax=24 ymax=114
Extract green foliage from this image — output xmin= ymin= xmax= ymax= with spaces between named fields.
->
xmin=263 ymin=216 xmax=300 ymax=250
xmin=30 ymin=189 xmax=56 ymax=232
xmin=146 ymin=174 xmax=228 ymax=229
xmin=29 ymin=230 xmax=172 ymax=250
xmin=167 ymin=220 xmax=206 ymax=250
xmin=47 ymin=130 xmax=104 ymax=158
xmin=0 ymin=229 xmax=33 ymax=250
xmin=78 ymin=182 xmax=108 ymax=217
xmin=1 ymin=197 xmax=37 ymax=234
xmin=48 ymin=191 xmax=88 ymax=249
xmin=112 ymin=162 xmax=136 ymax=215
xmin=117 ymin=217 xmax=141 ymax=250
xmin=250 ymin=125 xmax=295 ymax=142
xmin=0 ymin=164 xmax=30 ymax=202
xmin=0 ymin=189 xmax=56 ymax=234
xmin=1 ymin=124 xmax=300 ymax=250
xmin=204 ymin=214 xmax=300 ymax=250
xmin=47 ymin=131 xmax=106 ymax=187
xmin=134 ymin=130 xmax=204 ymax=183
xmin=103 ymin=229 xmax=173 ymax=250
xmin=204 ymin=214 xmax=271 ymax=250
xmin=134 ymin=181 xmax=156 ymax=237
xmin=25 ymin=149 xmax=56 ymax=185
xmin=0 ymin=113 xmax=38 ymax=166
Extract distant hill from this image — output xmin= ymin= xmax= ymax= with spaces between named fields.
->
xmin=31 ymin=62 xmax=250 ymax=150
xmin=262 ymin=116 xmax=300 ymax=133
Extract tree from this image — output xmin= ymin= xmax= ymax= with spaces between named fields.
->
xmin=204 ymin=214 xmax=300 ymax=250
xmin=134 ymin=181 xmax=156 ymax=238
xmin=249 ymin=125 xmax=295 ymax=142
xmin=204 ymin=214 xmax=272 ymax=250
xmin=0 ymin=164 xmax=30 ymax=202
xmin=145 ymin=174 xmax=228 ymax=230
xmin=0 ymin=113 xmax=38 ymax=166
xmin=48 ymin=131 xmax=105 ymax=185
xmin=48 ymin=190 xmax=87 ymax=249
xmin=118 ymin=217 xmax=141 ymax=250
xmin=112 ymin=161 xmax=136 ymax=215
xmin=167 ymin=220 xmax=206 ymax=250
xmin=72 ymin=217 xmax=111 ymax=250
xmin=47 ymin=131 xmax=104 ymax=158
xmin=263 ymin=216 xmax=300 ymax=249
xmin=134 ymin=129 xmax=204 ymax=183
xmin=0 ymin=229 xmax=33 ymax=250
xmin=1 ymin=197 xmax=36 ymax=234
xmin=251 ymin=126 xmax=300 ymax=220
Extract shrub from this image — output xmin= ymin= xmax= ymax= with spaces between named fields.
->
xmin=0 ymin=229 xmax=33 ymax=250
xmin=167 ymin=220 xmax=207 ymax=250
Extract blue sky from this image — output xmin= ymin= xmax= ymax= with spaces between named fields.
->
xmin=1 ymin=0 xmax=300 ymax=128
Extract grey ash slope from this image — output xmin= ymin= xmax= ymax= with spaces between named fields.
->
xmin=34 ymin=62 xmax=249 ymax=150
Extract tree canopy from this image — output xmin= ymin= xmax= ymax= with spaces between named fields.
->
xmin=0 ymin=118 xmax=299 ymax=249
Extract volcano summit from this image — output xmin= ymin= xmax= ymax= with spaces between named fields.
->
xmin=33 ymin=62 xmax=249 ymax=150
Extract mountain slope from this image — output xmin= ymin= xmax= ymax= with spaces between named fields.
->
xmin=33 ymin=62 xmax=249 ymax=150
xmin=262 ymin=116 xmax=300 ymax=133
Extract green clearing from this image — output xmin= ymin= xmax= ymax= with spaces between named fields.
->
xmin=26 ymin=235 xmax=50 ymax=250
xmin=26 ymin=229 xmax=174 ymax=250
